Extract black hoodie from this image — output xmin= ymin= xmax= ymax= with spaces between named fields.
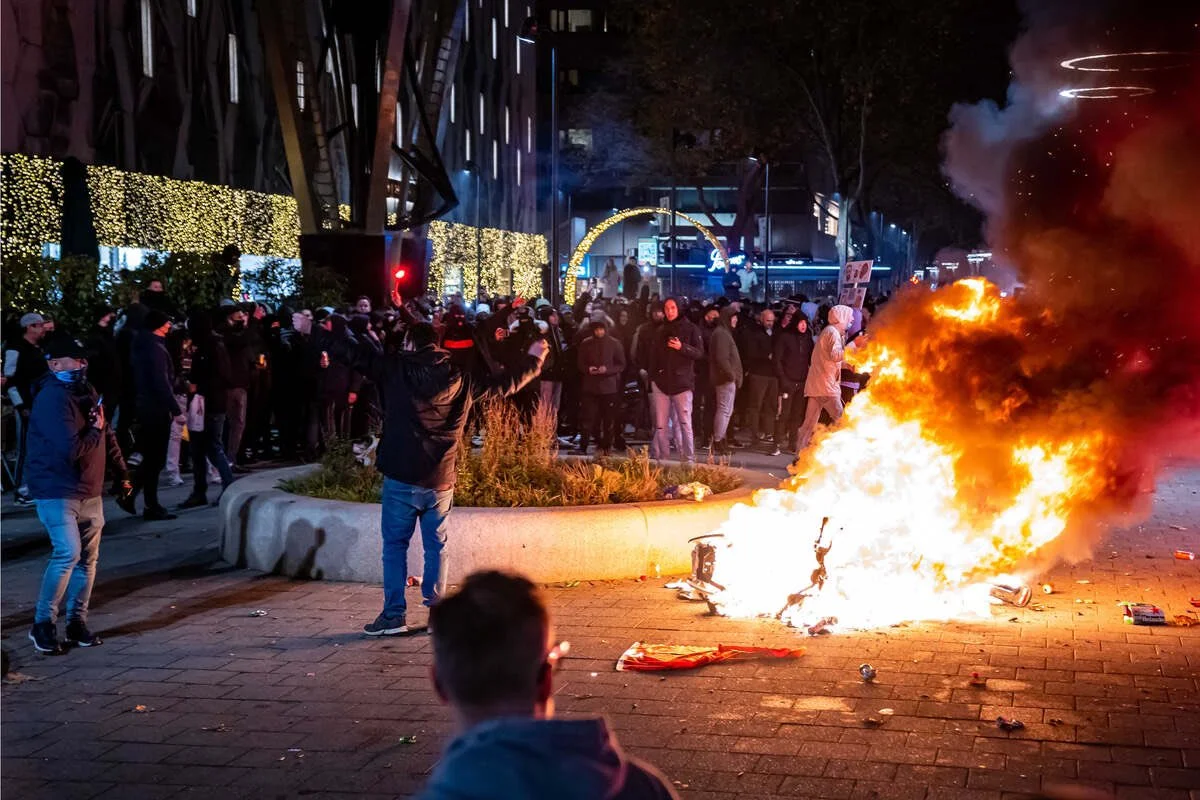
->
xmin=348 ymin=339 xmax=543 ymax=490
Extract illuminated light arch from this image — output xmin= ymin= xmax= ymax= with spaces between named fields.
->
xmin=1057 ymin=86 xmax=1155 ymax=100
xmin=565 ymin=207 xmax=728 ymax=303
xmin=1059 ymin=51 xmax=1192 ymax=72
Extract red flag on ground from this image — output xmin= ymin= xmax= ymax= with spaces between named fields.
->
xmin=615 ymin=642 xmax=805 ymax=672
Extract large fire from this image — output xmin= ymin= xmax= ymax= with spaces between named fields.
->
xmin=696 ymin=5 xmax=1200 ymax=631
xmin=704 ymin=279 xmax=1115 ymax=629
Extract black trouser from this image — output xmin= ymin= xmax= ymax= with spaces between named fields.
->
xmin=190 ymin=413 xmax=236 ymax=499
xmin=579 ymin=392 xmax=619 ymax=451
xmin=776 ymin=389 xmax=809 ymax=449
xmin=134 ymin=414 xmax=172 ymax=510
xmin=742 ymin=373 xmax=779 ymax=442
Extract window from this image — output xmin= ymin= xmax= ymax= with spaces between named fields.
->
xmin=505 ymin=106 xmax=510 ymax=144
xmin=550 ymin=9 xmax=594 ymax=32
xmin=228 ymin=34 xmax=239 ymax=103
xmin=296 ymin=60 xmax=306 ymax=110
xmin=566 ymin=128 xmax=592 ymax=151
xmin=186 ymin=0 xmax=197 ymax=17
xmin=450 ymin=84 xmax=456 ymax=123
xmin=565 ymin=69 xmax=579 ymax=86
xmin=395 ymin=102 xmax=403 ymax=145
xmin=527 ymin=117 xmax=532 ymax=153
xmin=479 ymin=93 xmax=485 ymax=135
xmin=516 ymin=149 xmax=522 ymax=186
xmin=492 ymin=140 xmax=499 ymax=180
xmin=140 ymin=0 xmax=153 ymax=77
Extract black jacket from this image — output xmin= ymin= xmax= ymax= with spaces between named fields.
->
xmin=622 ymin=262 xmax=641 ymax=299
xmin=84 ymin=326 xmax=121 ymax=402
xmin=647 ymin=317 xmax=703 ymax=396
xmin=192 ymin=332 xmax=234 ymax=415
xmin=349 ymin=339 xmax=543 ymax=491
xmin=738 ymin=323 xmax=776 ymax=377
xmin=577 ymin=334 xmax=626 ymax=395
xmin=3 ymin=337 xmax=47 ymax=409
xmin=26 ymin=373 xmax=125 ymax=500
xmin=774 ymin=329 xmax=815 ymax=394
xmin=131 ymin=330 xmax=181 ymax=419
xmin=223 ymin=325 xmax=253 ymax=390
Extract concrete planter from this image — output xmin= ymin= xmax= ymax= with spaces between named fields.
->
xmin=218 ymin=465 xmax=777 ymax=584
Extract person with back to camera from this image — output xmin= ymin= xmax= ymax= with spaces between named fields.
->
xmin=417 ymin=570 xmax=679 ymax=799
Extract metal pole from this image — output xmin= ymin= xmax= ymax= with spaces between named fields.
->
xmin=763 ymin=161 xmax=771 ymax=302
xmin=474 ymin=168 xmax=482 ymax=302
xmin=550 ymin=45 xmax=560 ymax=306
xmin=669 ymin=148 xmax=677 ymax=296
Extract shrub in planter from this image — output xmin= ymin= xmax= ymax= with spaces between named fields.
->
xmin=282 ymin=398 xmax=741 ymax=507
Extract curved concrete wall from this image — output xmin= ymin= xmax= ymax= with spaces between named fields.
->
xmin=218 ymin=465 xmax=777 ymax=584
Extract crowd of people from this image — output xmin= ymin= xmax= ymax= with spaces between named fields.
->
xmin=3 ymin=274 xmax=881 ymax=511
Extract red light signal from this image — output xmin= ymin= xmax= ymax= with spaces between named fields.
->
xmin=394 ymin=268 xmax=407 ymax=280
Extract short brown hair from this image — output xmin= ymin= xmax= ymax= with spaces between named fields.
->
xmin=429 ymin=571 xmax=550 ymax=708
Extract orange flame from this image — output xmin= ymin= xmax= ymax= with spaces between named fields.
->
xmin=706 ymin=278 xmax=1119 ymax=629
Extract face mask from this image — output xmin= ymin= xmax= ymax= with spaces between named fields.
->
xmin=53 ymin=366 xmax=87 ymax=385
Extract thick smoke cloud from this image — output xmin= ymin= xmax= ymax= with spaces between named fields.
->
xmin=897 ymin=0 xmax=1200 ymax=539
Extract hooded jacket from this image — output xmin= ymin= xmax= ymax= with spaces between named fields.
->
xmin=774 ymin=324 xmax=815 ymax=394
xmin=804 ymin=305 xmax=852 ymax=397
xmin=708 ymin=307 xmax=743 ymax=387
xmin=577 ymin=331 xmax=626 ymax=395
xmin=348 ymin=338 xmax=543 ymax=490
xmin=26 ymin=373 xmax=125 ymax=500
xmin=646 ymin=313 xmax=703 ymax=396
xmin=417 ymin=717 xmax=678 ymax=800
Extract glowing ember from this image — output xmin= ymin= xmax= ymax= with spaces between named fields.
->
xmin=704 ymin=278 xmax=1118 ymax=630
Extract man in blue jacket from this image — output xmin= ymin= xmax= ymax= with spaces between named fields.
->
xmin=418 ymin=571 xmax=678 ymax=799
xmin=26 ymin=336 xmax=130 ymax=655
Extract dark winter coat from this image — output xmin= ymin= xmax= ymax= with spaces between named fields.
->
xmin=708 ymin=307 xmax=743 ymax=387
xmin=738 ymin=322 xmax=776 ymax=377
xmin=25 ymin=373 xmax=125 ymax=500
xmin=131 ymin=329 xmax=182 ymax=419
xmin=84 ymin=325 xmax=121 ymax=402
xmin=646 ymin=316 xmax=703 ymax=396
xmin=191 ymin=332 xmax=234 ymax=415
xmin=577 ymin=334 xmax=626 ymax=395
xmin=346 ymin=339 xmax=543 ymax=491
xmin=774 ymin=328 xmax=815 ymax=395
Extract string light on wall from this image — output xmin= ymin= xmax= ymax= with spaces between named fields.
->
xmin=2 ymin=155 xmax=302 ymax=259
xmin=0 ymin=154 xmax=64 ymax=259
xmin=427 ymin=220 xmax=546 ymax=299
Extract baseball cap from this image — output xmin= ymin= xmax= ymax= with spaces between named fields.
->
xmin=42 ymin=335 xmax=87 ymax=360
xmin=20 ymin=312 xmax=45 ymax=328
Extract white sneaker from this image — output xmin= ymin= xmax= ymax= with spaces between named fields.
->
xmin=208 ymin=470 xmax=222 ymax=485
xmin=163 ymin=473 xmax=185 ymax=487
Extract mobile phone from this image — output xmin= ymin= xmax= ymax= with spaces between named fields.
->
xmin=96 ymin=395 xmax=104 ymax=409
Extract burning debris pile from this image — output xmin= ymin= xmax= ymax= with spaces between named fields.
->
xmin=685 ymin=1 xmax=1200 ymax=631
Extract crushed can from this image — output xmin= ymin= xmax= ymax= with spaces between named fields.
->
xmin=996 ymin=716 xmax=1025 ymax=731
xmin=1174 ymin=550 xmax=1195 ymax=561
xmin=859 ymin=664 xmax=877 ymax=682
xmin=990 ymin=583 xmax=1032 ymax=607
xmin=1122 ymin=603 xmax=1165 ymax=625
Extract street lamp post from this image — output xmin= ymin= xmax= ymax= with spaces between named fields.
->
xmin=748 ymin=155 xmax=770 ymax=301
xmin=519 ymin=18 xmax=557 ymax=306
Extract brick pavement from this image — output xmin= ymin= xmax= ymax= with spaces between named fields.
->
xmin=2 ymin=464 xmax=1198 ymax=800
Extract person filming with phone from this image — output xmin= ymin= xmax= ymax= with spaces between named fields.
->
xmin=25 ymin=335 xmax=132 ymax=655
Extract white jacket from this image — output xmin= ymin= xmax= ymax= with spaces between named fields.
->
xmin=804 ymin=305 xmax=853 ymax=397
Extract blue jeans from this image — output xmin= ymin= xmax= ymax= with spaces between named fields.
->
xmin=381 ymin=477 xmax=453 ymax=618
xmin=35 ymin=497 xmax=104 ymax=625
xmin=650 ymin=384 xmax=695 ymax=463
xmin=190 ymin=412 xmax=236 ymax=498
